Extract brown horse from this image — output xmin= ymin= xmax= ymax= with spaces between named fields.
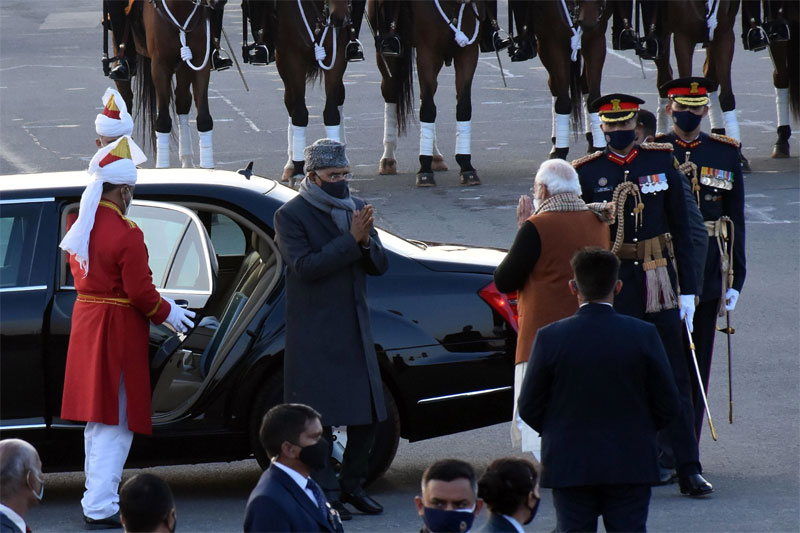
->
xmin=519 ymin=0 xmax=612 ymax=159
xmin=766 ymin=1 xmax=799 ymax=157
xmin=112 ymin=0 xmax=223 ymax=169
xmin=367 ymin=0 xmax=482 ymax=187
xmin=244 ymin=0 xmax=352 ymax=184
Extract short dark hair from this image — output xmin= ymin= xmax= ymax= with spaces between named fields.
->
xmin=102 ymin=182 xmax=122 ymax=193
xmin=119 ymin=474 xmax=174 ymax=532
xmin=421 ymin=459 xmax=477 ymax=493
xmin=571 ymin=247 xmax=620 ymax=300
xmin=478 ymin=457 xmax=538 ymax=516
xmin=637 ymin=109 xmax=657 ymax=140
xmin=259 ymin=403 xmax=321 ymax=459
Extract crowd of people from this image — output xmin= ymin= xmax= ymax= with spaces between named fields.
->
xmin=2 ymin=62 xmax=745 ymax=532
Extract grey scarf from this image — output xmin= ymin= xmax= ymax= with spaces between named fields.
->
xmin=298 ymin=176 xmax=356 ymax=233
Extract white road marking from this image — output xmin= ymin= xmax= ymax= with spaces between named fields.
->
xmin=479 ymin=58 xmax=518 ymax=78
xmin=0 ymin=140 xmax=36 ymax=173
xmin=40 ymin=12 xmax=99 ymax=31
xmin=745 ymin=204 xmax=795 ymax=224
xmin=606 ymin=49 xmax=656 ymax=73
xmin=208 ymin=88 xmax=261 ymax=133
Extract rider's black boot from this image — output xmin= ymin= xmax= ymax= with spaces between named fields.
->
xmin=509 ymin=37 xmax=536 ymax=62
xmin=345 ymin=40 xmax=365 ymax=62
xmin=109 ymin=57 xmax=131 ymax=81
xmin=379 ymin=35 xmax=402 ymax=57
xmin=635 ymin=35 xmax=660 ymax=60
xmin=211 ymin=48 xmax=233 ymax=71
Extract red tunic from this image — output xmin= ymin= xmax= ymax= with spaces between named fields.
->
xmin=60 ymin=201 xmax=171 ymax=435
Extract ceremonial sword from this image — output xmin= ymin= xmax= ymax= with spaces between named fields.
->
xmin=222 ymin=27 xmax=250 ymax=92
xmin=718 ymin=312 xmax=735 ymax=423
xmin=685 ymin=318 xmax=718 ymax=441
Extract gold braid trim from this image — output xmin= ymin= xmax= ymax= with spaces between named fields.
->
xmin=571 ymin=151 xmax=603 ymax=168
xmin=640 ymin=142 xmax=675 ymax=152
xmin=610 ymin=181 xmax=644 ymax=254
xmin=678 ymin=152 xmax=700 ymax=206
xmin=709 ymin=133 xmax=741 ymax=148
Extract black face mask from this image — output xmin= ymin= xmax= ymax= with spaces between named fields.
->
xmin=605 ymin=129 xmax=637 ymax=151
xmin=319 ymin=179 xmax=349 ymax=199
xmin=297 ymin=437 xmax=329 ymax=471
xmin=523 ymin=497 xmax=540 ymax=525
xmin=671 ymin=110 xmax=703 ymax=133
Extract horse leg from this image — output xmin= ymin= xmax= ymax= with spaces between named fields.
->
xmin=537 ymin=35 xmax=571 ymax=159
xmin=654 ymin=33 xmax=674 ymax=135
xmin=175 ymin=68 xmax=194 ymax=168
xmin=191 ymin=67 xmax=214 ymax=169
xmin=580 ymin=28 xmax=607 ymax=151
xmin=415 ymin=48 xmax=444 ymax=187
xmin=323 ymin=68 xmax=346 ymax=143
xmin=378 ymin=63 xmax=400 ymax=175
xmin=281 ymin=70 xmax=308 ymax=185
xmin=704 ymin=55 xmax=725 ymax=135
xmin=152 ymin=68 xmax=173 ymax=168
xmin=453 ymin=46 xmax=480 ymax=185
xmin=770 ymin=40 xmax=791 ymax=157
xmin=709 ymin=29 xmax=748 ymax=170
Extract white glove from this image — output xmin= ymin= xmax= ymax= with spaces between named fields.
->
xmin=163 ymin=297 xmax=196 ymax=333
xmin=725 ymin=288 xmax=740 ymax=311
xmin=679 ymin=294 xmax=696 ymax=331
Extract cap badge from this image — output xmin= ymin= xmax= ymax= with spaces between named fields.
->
xmin=611 ymin=99 xmax=622 ymax=111
xmin=690 ymin=82 xmax=699 ymax=94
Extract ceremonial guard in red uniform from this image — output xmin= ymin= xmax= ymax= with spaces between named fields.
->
xmin=59 ymin=137 xmax=195 ymax=529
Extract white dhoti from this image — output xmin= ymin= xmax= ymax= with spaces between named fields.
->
xmin=82 ymin=374 xmax=134 ymax=519
xmin=511 ymin=362 xmax=541 ymax=460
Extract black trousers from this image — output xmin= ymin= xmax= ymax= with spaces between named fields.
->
xmin=690 ymin=298 xmax=721 ymax=441
xmin=552 ymin=484 xmax=651 ymax=532
xmin=312 ymin=423 xmax=376 ymax=501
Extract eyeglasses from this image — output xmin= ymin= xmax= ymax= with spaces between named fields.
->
xmin=319 ymin=172 xmax=352 ymax=182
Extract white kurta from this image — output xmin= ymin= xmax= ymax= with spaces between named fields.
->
xmin=511 ymin=362 xmax=541 ymax=459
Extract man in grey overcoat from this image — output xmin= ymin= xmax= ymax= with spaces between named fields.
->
xmin=274 ymin=138 xmax=389 ymax=520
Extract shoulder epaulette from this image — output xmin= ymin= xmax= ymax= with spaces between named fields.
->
xmin=571 ymin=150 xmax=603 ymax=168
xmin=709 ymin=133 xmax=741 ymax=148
xmin=640 ymin=142 xmax=674 ymax=152
xmin=123 ymin=217 xmax=138 ymax=229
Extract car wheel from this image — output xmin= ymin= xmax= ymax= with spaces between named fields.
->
xmin=366 ymin=382 xmax=401 ymax=484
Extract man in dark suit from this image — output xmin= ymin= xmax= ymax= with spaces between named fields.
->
xmin=0 ymin=439 xmax=44 ymax=533
xmin=244 ymin=404 xmax=344 ymax=533
xmin=518 ymin=248 xmax=680 ymax=532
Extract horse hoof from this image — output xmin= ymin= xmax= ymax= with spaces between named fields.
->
xmin=772 ymin=142 xmax=790 ymax=158
xmin=459 ymin=170 xmax=481 ymax=186
xmin=549 ymin=147 xmax=569 ymax=160
xmin=432 ymin=155 xmax=449 ymax=172
xmin=416 ymin=172 xmax=436 ymax=187
xmin=281 ymin=167 xmax=294 ymax=183
xmin=379 ymin=158 xmax=397 ymax=175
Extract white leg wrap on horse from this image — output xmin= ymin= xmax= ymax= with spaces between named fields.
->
xmin=656 ymin=97 xmax=670 ymax=136
xmin=156 ymin=132 xmax=170 ymax=169
xmin=555 ymin=113 xmax=570 ymax=148
xmin=325 ymin=125 xmax=341 ymax=142
xmin=420 ymin=121 xmax=435 ymax=157
xmin=723 ymin=110 xmax=741 ymax=142
xmin=707 ymin=91 xmax=723 ymax=131
xmin=199 ymin=130 xmax=214 ymax=169
xmin=551 ymin=96 xmax=558 ymax=139
xmin=292 ymin=125 xmax=306 ymax=164
xmin=583 ymin=95 xmax=591 ymax=135
xmin=338 ymin=105 xmax=346 ymax=145
xmin=286 ymin=117 xmax=293 ymax=161
xmin=178 ymin=115 xmax=193 ymax=167
xmin=382 ymin=103 xmax=398 ymax=160
xmin=589 ymin=112 xmax=606 ymax=148
xmin=455 ymin=121 xmax=471 ymax=155
xmin=776 ymin=87 xmax=790 ymax=126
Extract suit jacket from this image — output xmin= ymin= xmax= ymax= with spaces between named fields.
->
xmin=478 ymin=513 xmax=520 ymax=532
xmin=518 ymin=304 xmax=680 ymax=488
xmin=0 ymin=512 xmax=23 ymax=533
xmin=275 ymin=194 xmax=388 ymax=426
xmin=243 ymin=464 xmax=343 ymax=532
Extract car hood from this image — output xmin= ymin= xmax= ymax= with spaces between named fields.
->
xmin=410 ymin=243 xmax=507 ymax=274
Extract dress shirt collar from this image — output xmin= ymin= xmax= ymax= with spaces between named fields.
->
xmin=579 ymin=301 xmax=614 ymax=308
xmin=272 ymin=461 xmax=318 ymax=506
xmin=0 ymin=503 xmax=27 ymax=533
xmin=501 ymin=514 xmax=525 ymax=533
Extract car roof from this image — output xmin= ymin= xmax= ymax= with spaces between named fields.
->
xmin=0 ymin=168 xmax=278 ymax=195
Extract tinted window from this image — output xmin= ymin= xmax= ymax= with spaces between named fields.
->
xmin=210 ymin=213 xmax=246 ymax=256
xmin=0 ymin=203 xmax=42 ymax=288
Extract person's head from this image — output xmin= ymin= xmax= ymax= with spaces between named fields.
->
xmin=477 ymin=458 xmax=540 ymax=525
xmin=635 ymin=109 xmax=657 ymax=144
xmin=119 ymin=474 xmax=176 ymax=533
xmin=661 ymin=77 xmax=716 ymax=138
xmin=532 ymin=159 xmax=582 ymax=209
xmin=415 ymin=459 xmax=483 ymax=533
xmin=93 ymin=136 xmax=143 ymax=215
xmin=0 ymin=439 xmax=44 ymax=517
xmin=593 ymin=93 xmax=645 ymax=153
xmin=95 ymin=88 xmax=133 ymax=146
xmin=304 ymin=138 xmax=352 ymax=199
xmin=259 ymin=403 xmax=326 ymax=477
xmin=102 ymin=182 xmax=135 ymax=214
xmin=569 ymin=247 xmax=622 ymax=303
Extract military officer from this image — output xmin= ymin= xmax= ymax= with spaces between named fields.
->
xmin=657 ymin=77 xmax=746 ymax=441
xmin=572 ymin=94 xmax=713 ymax=497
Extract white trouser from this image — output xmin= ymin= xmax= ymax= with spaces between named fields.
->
xmin=511 ymin=362 xmax=541 ymax=460
xmin=82 ymin=375 xmax=134 ymax=519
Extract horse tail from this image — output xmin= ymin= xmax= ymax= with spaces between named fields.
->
xmin=394 ymin=3 xmax=415 ymax=135
xmin=305 ymin=60 xmax=322 ymax=85
xmin=789 ymin=23 xmax=800 ymax=121
xmin=569 ymin=54 xmax=583 ymax=136
xmin=133 ymin=55 xmax=157 ymax=154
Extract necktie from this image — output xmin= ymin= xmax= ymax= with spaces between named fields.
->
xmin=306 ymin=478 xmax=328 ymax=519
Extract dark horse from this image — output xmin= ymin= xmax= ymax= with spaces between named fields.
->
xmin=367 ymin=0 xmax=482 ymax=187
xmin=518 ymin=0 xmax=612 ymax=159
xmin=113 ymin=0 xmax=224 ymax=168
xmin=244 ymin=0 xmax=352 ymax=184
xmin=766 ymin=1 xmax=799 ymax=157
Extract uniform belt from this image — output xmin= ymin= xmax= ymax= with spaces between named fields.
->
xmin=615 ymin=234 xmax=670 ymax=261
xmin=77 ymin=293 xmax=131 ymax=307
xmin=704 ymin=219 xmax=728 ymax=238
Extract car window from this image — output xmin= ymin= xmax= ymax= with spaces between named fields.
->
xmin=128 ymin=205 xmax=190 ymax=286
xmin=0 ymin=203 xmax=43 ymax=288
xmin=210 ymin=213 xmax=245 ymax=256
xmin=166 ymin=225 xmax=207 ymax=290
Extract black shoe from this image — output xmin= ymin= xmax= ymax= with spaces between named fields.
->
xmin=379 ymin=35 xmax=402 ymax=57
xmin=635 ymin=36 xmax=660 ymax=60
xmin=746 ymin=26 xmax=770 ymax=51
xmin=340 ymin=487 xmax=383 ymax=514
xmin=479 ymin=30 xmax=511 ymax=53
xmin=108 ymin=59 xmax=130 ymax=81
xmin=211 ymin=49 xmax=233 ymax=71
xmin=245 ymin=44 xmax=272 ymax=65
xmin=345 ymin=39 xmax=365 ymax=62
xmin=678 ymin=474 xmax=714 ymax=496
xmin=509 ymin=38 xmax=536 ymax=62
xmin=618 ymin=28 xmax=638 ymax=50
xmin=765 ymin=20 xmax=790 ymax=42
xmin=657 ymin=467 xmax=677 ymax=485
xmin=330 ymin=500 xmax=352 ymax=521
xmin=84 ymin=512 xmax=122 ymax=530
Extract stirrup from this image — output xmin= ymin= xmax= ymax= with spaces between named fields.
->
xmin=108 ymin=58 xmax=131 ymax=81
xmin=766 ymin=20 xmax=790 ymax=41
xmin=618 ymin=28 xmax=638 ymax=51
xmin=211 ymin=49 xmax=233 ymax=71
xmin=746 ymin=26 xmax=770 ymax=51
xmin=346 ymin=39 xmax=365 ymax=62
xmin=243 ymin=43 xmax=271 ymax=65
xmin=380 ymin=35 xmax=402 ymax=57
xmin=635 ymin=36 xmax=660 ymax=60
